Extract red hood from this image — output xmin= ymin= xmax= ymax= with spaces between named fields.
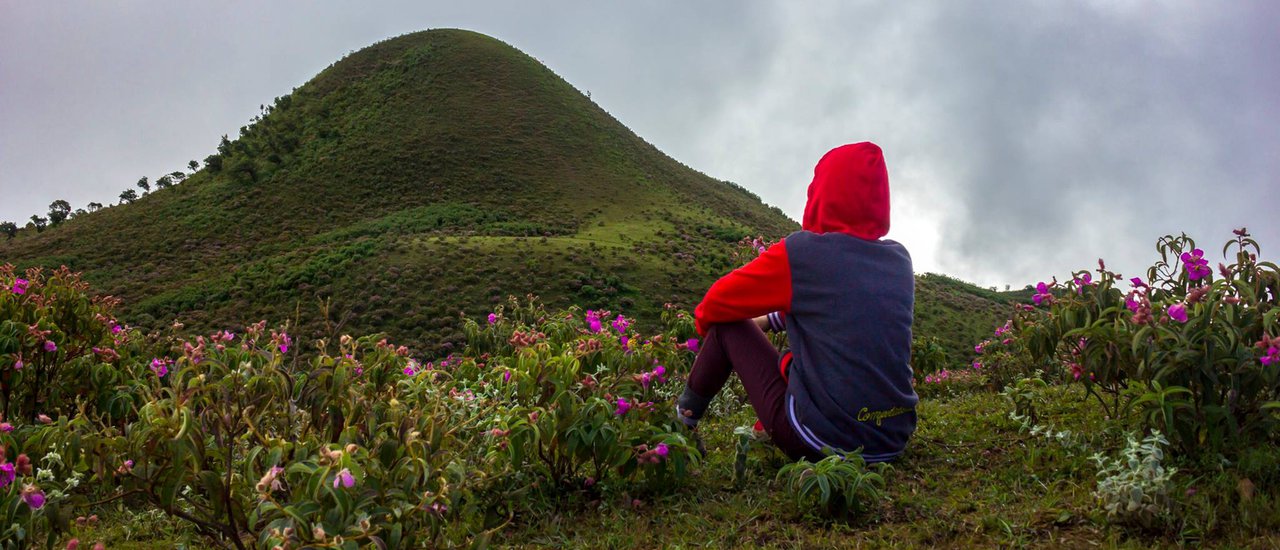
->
xmin=801 ymin=142 xmax=890 ymax=239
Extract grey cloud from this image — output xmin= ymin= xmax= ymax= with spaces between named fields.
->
xmin=2 ymin=1 xmax=1276 ymax=289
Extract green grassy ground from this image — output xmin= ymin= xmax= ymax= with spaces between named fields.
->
xmin=78 ymin=383 xmax=1279 ymax=548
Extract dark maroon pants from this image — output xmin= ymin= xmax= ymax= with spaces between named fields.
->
xmin=686 ymin=320 xmax=822 ymax=461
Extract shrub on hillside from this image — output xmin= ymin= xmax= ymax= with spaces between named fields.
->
xmin=0 ymin=273 xmax=707 ymax=547
xmin=1001 ymin=231 xmax=1280 ymax=456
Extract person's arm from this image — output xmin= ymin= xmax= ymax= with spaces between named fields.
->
xmin=694 ymin=241 xmax=792 ymax=336
xmin=753 ymin=311 xmax=786 ymax=332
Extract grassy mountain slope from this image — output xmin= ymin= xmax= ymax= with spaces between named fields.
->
xmin=1 ymin=29 xmax=1015 ymax=361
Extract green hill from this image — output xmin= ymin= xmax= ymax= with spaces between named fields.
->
xmin=0 ymin=29 xmax=1014 ymax=360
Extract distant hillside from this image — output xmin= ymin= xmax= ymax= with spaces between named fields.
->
xmin=1 ymin=29 xmax=1011 ymax=360
xmin=914 ymin=273 xmax=1029 ymax=365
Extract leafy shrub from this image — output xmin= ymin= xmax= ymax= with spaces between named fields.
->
xmin=916 ymin=367 xmax=987 ymax=400
xmin=1002 ymin=376 xmax=1049 ymax=427
xmin=0 ymin=273 xmax=707 ymax=547
xmin=776 ymin=452 xmax=889 ymax=521
xmin=909 ymin=335 xmax=949 ymax=382
xmin=1002 ymin=231 xmax=1280 ymax=455
xmin=1091 ymin=431 xmax=1175 ymax=527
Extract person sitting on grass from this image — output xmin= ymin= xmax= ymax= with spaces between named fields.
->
xmin=676 ymin=141 xmax=917 ymax=463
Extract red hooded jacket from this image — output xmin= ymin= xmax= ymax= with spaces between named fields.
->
xmin=694 ymin=142 xmax=891 ymax=334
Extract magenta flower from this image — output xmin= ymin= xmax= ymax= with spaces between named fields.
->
xmin=333 ymin=468 xmax=355 ymax=489
xmin=12 ymin=359 xmax=22 ymax=371
xmin=1073 ymin=272 xmax=1093 ymax=293
xmin=614 ymin=397 xmax=631 ymax=416
xmin=43 ymin=340 xmax=57 ymax=353
xmin=487 ymin=313 xmax=498 ymax=325
xmin=686 ymin=338 xmax=699 ymax=353
xmin=974 ymin=341 xmax=986 ymax=354
xmin=1261 ymin=346 xmax=1279 ymax=366
xmin=1130 ymin=277 xmax=1148 ymax=289
xmin=585 ymin=311 xmax=603 ymax=333
xmin=503 ymin=369 xmax=512 ymax=383
xmin=655 ymin=443 xmax=669 ymax=457
xmin=10 ymin=279 xmax=28 ymax=295
xmin=972 ymin=360 xmax=982 ymax=370
xmin=0 ymin=423 xmax=12 ymax=433
xmin=1032 ymin=282 xmax=1053 ymax=306
xmin=1125 ymin=292 xmax=1142 ymax=313
xmin=1168 ymin=303 xmax=1188 ymax=323
xmin=1181 ymin=249 xmax=1212 ymax=281
xmin=612 ymin=315 xmax=630 ymax=334
xmin=21 ymin=485 xmax=45 ymax=509
xmin=111 ymin=324 xmax=123 ymax=335
xmin=279 ymin=333 xmax=292 ymax=354
xmin=0 ymin=463 xmax=14 ymax=488
xmin=150 ymin=358 xmax=169 ymax=378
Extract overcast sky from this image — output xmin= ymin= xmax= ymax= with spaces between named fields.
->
xmin=2 ymin=1 xmax=1276 ymax=288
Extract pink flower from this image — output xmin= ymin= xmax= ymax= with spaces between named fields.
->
xmin=503 ymin=370 xmax=512 ymax=383
xmin=21 ymin=484 xmax=45 ymax=509
xmin=0 ymin=463 xmax=15 ymax=488
xmin=585 ymin=311 xmax=603 ymax=333
xmin=111 ymin=324 xmax=123 ymax=335
xmin=1130 ymin=277 xmax=1148 ymax=289
xmin=333 ymin=468 xmax=355 ymax=489
xmin=150 ymin=358 xmax=170 ymax=378
xmin=1124 ymin=292 xmax=1142 ymax=313
xmin=37 ymin=414 xmax=51 ymax=424
xmin=1168 ymin=303 xmax=1188 ymax=323
xmin=1181 ymin=249 xmax=1212 ymax=281
xmin=257 ymin=465 xmax=285 ymax=493
xmin=972 ymin=361 xmax=982 ymax=370
xmin=614 ymin=397 xmax=631 ymax=416
xmin=686 ymin=338 xmax=699 ymax=353
xmin=66 ymin=539 xmax=80 ymax=550
xmin=1032 ymin=282 xmax=1053 ymax=306
xmin=10 ymin=279 xmax=28 ymax=295
xmin=43 ymin=340 xmax=57 ymax=353
xmin=655 ymin=443 xmax=669 ymax=457
xmin=279 ymin=332 xmax=292 ymax=354
xmin=12 ymin=359 xmax=22 ymax=371
xmin=974 ymin=342 xmax=986 ymax=354
xmin=0 ymin=423 xmax=12 ymax=433
xmin=487 ymin=313 xmax=498 ymax=325
xmin=1073 ymin=272 xmax=1093 ymax=293
xmin=612 ymin=315 xmax=630 ymax=334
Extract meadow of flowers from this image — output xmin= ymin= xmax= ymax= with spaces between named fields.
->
xmin=1 ymin=229 xmax=1278 ymax=547
xmin=0 ymin=265 xmax=713 ymax=548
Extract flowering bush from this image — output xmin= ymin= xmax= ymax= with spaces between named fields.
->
xmin=1000 ymin=231 xmax=1280 ymax=455
xmin=0 ymin=265 xmax=156 ymax=424
xmin=909 ymin=336 xmax=949 ymax=382
xmin=0 ymin=272 xmax=707 ymax=547
xmin=462 ymin=297 xmax=700 ymax=492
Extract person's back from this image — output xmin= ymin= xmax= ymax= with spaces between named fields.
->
xmin=678 ymin=141 xmax=918 ymax=462
xmin=783 ymin=230 xmax=916 ymax=461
